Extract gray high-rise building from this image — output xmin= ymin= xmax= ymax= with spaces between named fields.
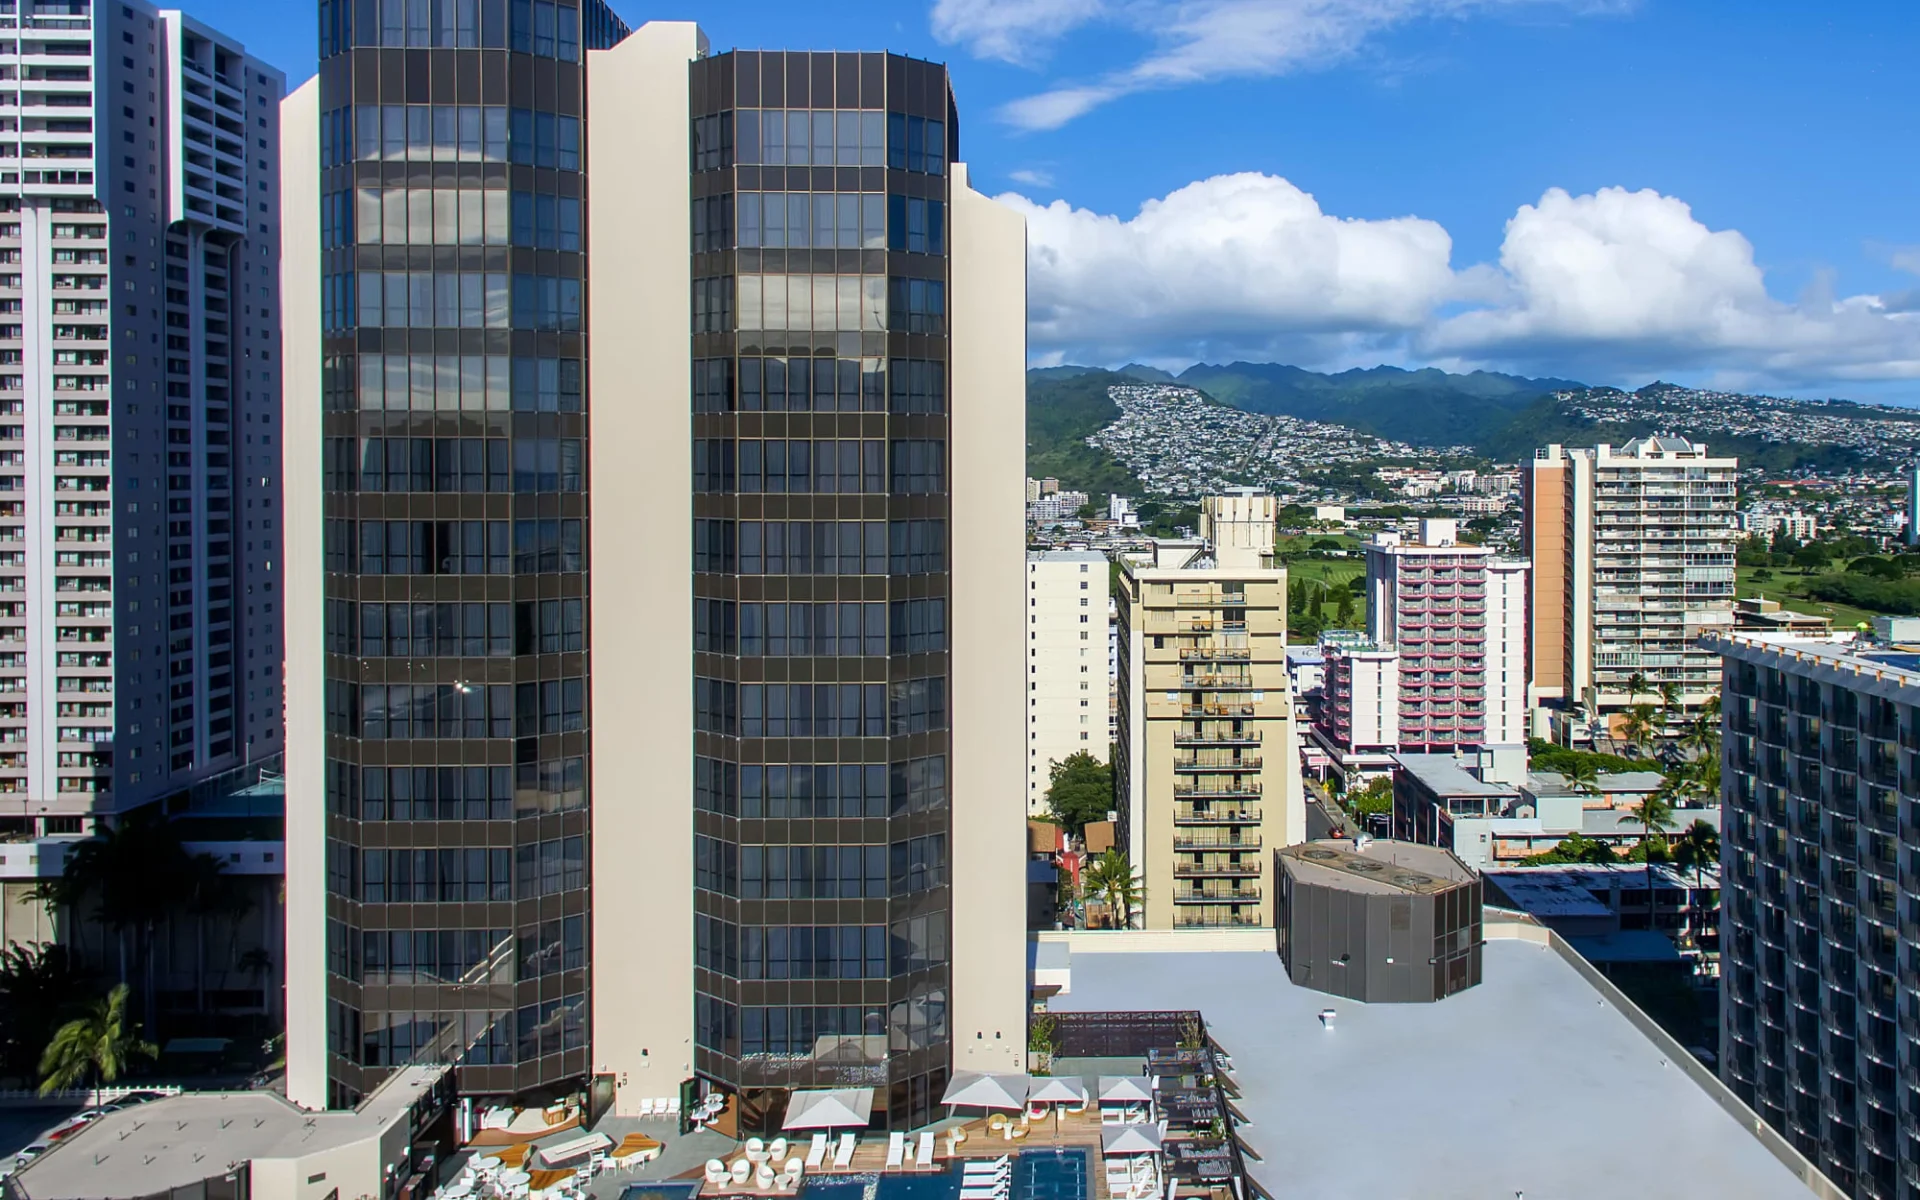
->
xmin=1710 ymin=629 xmax=1920 ymax=1199
xmin=0 ymin=1 xmax=281 ymax=843
xmin=282 ymin=19 xmax=1030 ymax=1126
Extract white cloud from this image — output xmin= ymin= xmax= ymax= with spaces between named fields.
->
xmin=1013 ymin=174 xmax=1920 ymax=386
xmin=1002 ymin=172 xmax=1459 ymax=361
xmin=935 ymin=0 xmax=1624 ymax=130
xmin=1009 ymin=167 xmax=1057 ymax=188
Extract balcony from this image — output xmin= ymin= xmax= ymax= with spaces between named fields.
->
xmin=1181 ymin=673 xmax=1257 ymax=690
xmin=1178 ymin=646 xmax=1251 ymax=661
xmin=1174 ymin=861 xmax=1263 ymax=880
xmin=1173 ymin=886 xmax=1262 ymax=904
xmin=1181 ymin=702 xmax=1257 ymax=717
xmin=1171 ymin=783 xmax=1263 ymax=800
xmin=1172 ymin=834 xmax=1262 ymax=851
xmin=1172 ymin=806 xmax=1261 ymax=825
xmin=1173 ymin=756 xmax=1262 ymax=772
xmin=1173 ymin=914 xmax=1267 ymax=929
xmin=1174 ymin=730 xmax=1262 ymax=747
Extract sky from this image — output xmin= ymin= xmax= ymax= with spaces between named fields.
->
xmin=215 ymin=0 xmax=1920 ymax=400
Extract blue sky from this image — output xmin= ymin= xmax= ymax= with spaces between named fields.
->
xmin=218 ymin=0 xmax=1920 ymax=399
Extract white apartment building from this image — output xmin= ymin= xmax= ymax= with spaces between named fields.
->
xmin=1526 ymin=437 xmax=1738 ymax=732
xmin=0 ymin=1 xmax=281 ymax=839
xmin=1485 ymin=557 xmax=1528 ymax=746
xmin=1027 ymin=548 xmax=1109 ymax=813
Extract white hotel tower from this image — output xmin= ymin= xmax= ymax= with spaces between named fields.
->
xmin=0 ymin=0 xmax=282 ymax=840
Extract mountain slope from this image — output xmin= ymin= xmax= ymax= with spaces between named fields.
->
xmin=1025 ymin=369 xmax=1150 ymax=496
xmin=1177 ymin=362 xmax=1584 ymax=448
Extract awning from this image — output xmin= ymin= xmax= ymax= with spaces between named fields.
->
xmin=940 ymin=1072 xmax=1031 ymax=1110
xmin=1028 ymin=1076 xmax=1087 ymax=1105
xmin=1098 ymin=1076 xmax=1153 ymax=1104
xmin=1102 ymin=1124 xmax=1164 ymax=1155
xmin=782 ymin=1088 xmax=876 ymax=1130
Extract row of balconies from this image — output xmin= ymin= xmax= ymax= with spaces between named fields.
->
xmin=1173 ymin=886 xmax=1262 ymax=904
xmin=1174 ymin=861 xmax=1262 ymax=880
xmin=1173 ymin=755 xmax=1262 ymax=772
xmin=1173 ymin=729 xmax=1262 ymax=746
xmin=1172 ymin=806 xmax=1261 ymax=825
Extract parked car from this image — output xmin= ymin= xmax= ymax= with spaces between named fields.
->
xmin=45 ymin=1114 xmax=98 ymax=1143
xmin=15 ymin=1141 xmax=51 ymax=1168
xmin=115 ymin=1091 xmax=168 ymax=1105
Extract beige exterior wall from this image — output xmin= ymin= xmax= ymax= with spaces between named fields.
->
xmin=948 ymin=163 xmax=1029 ymax=1073
xmin=584 ymin=21 xmax=704 ymax=1114
xmin=1521 ymin=452 xmax=1569 ymax=702
xmin=1026 ymin=551 xmax=1108 ymax=814
xmin=1486 ymin=558 xmax=1530 ymax=746
xmin=1114 ymin=559 xmax=1299 ymax=932
xmin=277 ymin=77 xmax=327 ymax=1113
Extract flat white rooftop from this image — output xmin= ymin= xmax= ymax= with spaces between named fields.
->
xmin=1049 ymin=940 xmax=1816 ymax=1200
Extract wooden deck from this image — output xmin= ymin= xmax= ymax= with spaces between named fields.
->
xmin=690 ymin=1110 xmax=1124 ymax=1199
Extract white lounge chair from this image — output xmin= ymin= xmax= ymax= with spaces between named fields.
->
xmin=767 ymin=1139 xmax=789 ymax=1163
xmin=806 ymin=1133 xmax=828 ymax=1168
xmin=833 ymin=1132 xmax=857 ymax=1168
xmin=885 ymin=1132 xmax=905 ymax=1169
xmin=730 ymin=1159 xmax=752 ymax=1185
xmin=637 ymin=1099 xmax=655 ymax=1117
xmin=960 ymin=1188 xmax=1006 ymax=1200
xmin=915 ymin=1131 xmax=934 ymax=1168
xmin=704 ymin=1159 xmax=730 ymax=1185
xmin=666 ymin=1097 xmax=681 ymax=1116
xmin=754 ymin=1163 xmax=776 ymax=1189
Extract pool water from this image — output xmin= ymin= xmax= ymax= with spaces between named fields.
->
xmin=797 ymin=1149 xmax=1090 ymax=1200
xmin=1014 ymin=1148 xmax=1089 ymax=1200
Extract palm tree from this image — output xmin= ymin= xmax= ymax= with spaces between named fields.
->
xmin=1082 ymin=851 xmax=1144 ymax=930
xmin=1626 ymin=672 xmax=1649 ymax=705
xmin=1618 ymin=703 xmax=1662 ymax=756
xmin=1561 ymin=758 xmax=1604 ymax=803
xmin=182 ymin=853 xmax=246 ymax=1017
xmin=1672 ymin=820 xmax=1721 ymax=941
xmin=38 ymin=983 xmax=155 ymax=1105
xmin=1657 ymin=681 xmax=1682 ymax=726
xmin=0 ymin=942 xmax=93 ymax=1084
xmin=1678 ymin=712 xmax=1720 ymax=763
xmin=1630 ymin=788 xmax=1677 ymax=929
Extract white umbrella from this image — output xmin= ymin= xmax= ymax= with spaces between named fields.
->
xmin=1027 ymin=1076 xmax=1087 ymax=1105
xmin=1102 ymin=1124 xmax=1163 ymax=1155
xmin=1098 ymin=1076 xmax=1153 ymax=1104
xmin=940 ymin=1072 xmax=1031 ymax=1110
xmin=783 ymin=1088 xmax=876 ymax=1130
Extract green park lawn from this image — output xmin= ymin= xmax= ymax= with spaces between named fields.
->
xmin=1735 ymin=566 xmax=1883 ymax=633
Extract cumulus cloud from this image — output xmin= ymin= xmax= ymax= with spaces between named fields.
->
xmin=1008 ymin=167 xmax=1057 ymax=188
xmin=935 ymin=0 xmax=1625 ymax=130
xmin=1012 ymin=174 xmax=1920 ymax=386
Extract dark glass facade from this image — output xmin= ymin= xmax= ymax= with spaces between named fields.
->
xmin=686 ymin=51 xmax=958 ymax=1134
xmin=311 ymin=0 xmax=629 ymax=1107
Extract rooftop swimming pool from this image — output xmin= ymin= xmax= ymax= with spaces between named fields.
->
xmin=797 ymin=1149 xmax=1091 ymax=1200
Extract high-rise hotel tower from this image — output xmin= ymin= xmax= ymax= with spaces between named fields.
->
xmin=0 ymin=0 xmax=282 ymax=839
xmin=283 ymin=19 xmax=1028 ymax=1129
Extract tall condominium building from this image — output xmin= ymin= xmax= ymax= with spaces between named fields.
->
xmin=1026 ymin=549 xmax=1109 ymax=814
xmin=283 ymin=20 xmax=1029 ymax=1129
xmin=1710 ymin=629 xmax=1920 ymax=1200
xmin=0 ymin=1 xmax=281 ymax=836
xmin=1523 ymin=438 xmax=1738 ymax=736
xmin=1313 ymin=521 xmax=1528 ymax=785
xmin=1906 ymin=458 xmax=1919 ymax=546
xmin=1113 ymin=494 xmax=1303 ymax=931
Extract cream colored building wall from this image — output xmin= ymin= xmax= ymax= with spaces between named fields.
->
xmin=584 ymin=22 xmax=703 ymax=1113
xmin=948 ymin=163 xmax=1029 ymax=1072
xmin=1122 ymin=566 xmax=1292 ymax=932
xmin=1026 ymin=554 xmax=1107 ymax=814
xmin=1200 ymin=493 xmax=1276 ymax=571
xmin=1486 ymin=559 xmax=1530 ymax=745
xmin=277 ymin=77 xmax=327 ymax=1113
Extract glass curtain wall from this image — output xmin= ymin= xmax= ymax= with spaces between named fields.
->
xmin=688 ymin=50 xmax=957 ymax=1134
xmin=313 ymin=0 xmax=628 ymax=1108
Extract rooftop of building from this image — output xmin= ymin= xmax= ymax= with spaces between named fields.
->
xmin=1391 ymin=752 xmax=1519 ymax=799
xmin=1706 ymin=629 xmax=1920 ymax=694
xmin=1484 ymin=863 xmax=1720 ymax=917
xmin=12 ymin=1066 xmax=445 ymax=1200
xmin=1048 ymin=940 xmax=1816 ymax=1200
xmin=1276 ymin=838 xmax=1474 ymax=895
xmin=1524 ymin=769 xmax=1669 ymax=797
xmin=1026 ymin=549 xmax=1109 ymax=564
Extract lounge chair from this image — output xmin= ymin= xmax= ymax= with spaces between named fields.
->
xmin=965 ymin=1156 xmax=1011 ymax=1171
xmin=754 ymin=1163 xmax=776 ymax=1189
xmin=767 ymin=1139 xmax=789 ymax=1163
xmin=915 ymin=1131 xmax=934 ymax=1168
xmin=778 ymin=1158 xmax=804 ymax=1190
xmin=885 ymin=1132 xmax=905 ymax=1169
xmin=959 ymin=1187 xmax=1007 ymax=1200
xmin=806 ymin=1133 xmax=828 ymax=1167
xmin=730 ymin=1159 xmax=752 ymax=1185
xmin=1026 ymin=1101 xmax=1047 ymax=1121
xmin=833 ymin=1133 xmax=857 ymax=1168
xmin=704 ymin=1159 xmax=730 ymax=1186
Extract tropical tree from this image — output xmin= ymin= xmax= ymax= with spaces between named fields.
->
xmin=1618 ymin=703 xmax=1662 ymax=756
xmin=1657 ymin=681 xmax=1682 ymax=724
xmin=1625 ymin=672 xmax=1649 ymax=705
xmin=1630 ymin=788 xmax=1678 ymax=925
xmin=38 ymin=983 xmax=155 ymax=1104
xmin=1082 ymin=850 xmax=1144 ymax=929
xmin=1044 ymin=752 xmax=1114 ymax=833
xmin=1678 ymin=712 xmax=1720 ymax=762
xmin=1672 ymin=820 xmax=1721 ymax=939
xmin=1560 ymin=757 xmax=1603 ymax=802
xmin=0 ymin=942 xmax=93 ymax=1084
xmin=182 ymin=853 xmax=249 ymax=1018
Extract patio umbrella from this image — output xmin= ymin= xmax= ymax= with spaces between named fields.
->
xmin=1102 ymin=1124 xmax=1163 ymax=1155
xmin=940 ymin=1072 xmax=1031 ymax=1110
xmin=1098 ymin=1076 xmax=1153 ymax=1104
xmin=783 ymin=1088 xmax=876 ymax=1131
xmin=1027 ymin=1076 xmax=1086 ymax=1105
